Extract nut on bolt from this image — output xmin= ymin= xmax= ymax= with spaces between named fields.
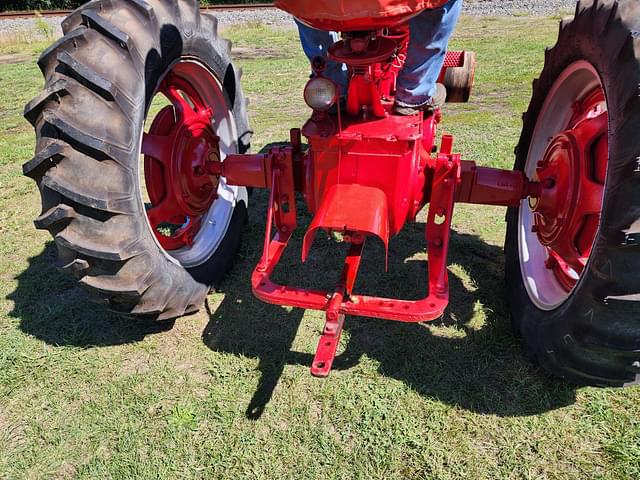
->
xmin=542 ymin=178 xmax=556 ymax=189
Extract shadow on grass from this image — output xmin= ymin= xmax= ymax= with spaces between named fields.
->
xmin=202 ymin=188 xmax=578 ymax=420
xmin=7 ymin=173 xmax=576 ymax=419
xmin=7 ymin=243 xmax=175 ymax=346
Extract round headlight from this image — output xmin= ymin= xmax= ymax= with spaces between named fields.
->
xmin=303 ymin=77 xmax=337 ymax=112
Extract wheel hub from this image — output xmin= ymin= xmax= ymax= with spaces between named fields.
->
xmin=533 ymin=133 xmax=583 ymax=246
xmin=142 ymin=70 xmax=222 ymax=250
xmin=168 ymin=109 xmax=220 ymax=217
xmin=530 ymin=88 xmax=607 ymax=291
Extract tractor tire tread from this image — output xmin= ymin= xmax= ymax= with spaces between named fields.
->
xmin=24 ymin=0 xmax=250 ymax=320
xmin=506 ymin=0 xmax=640 ymax=386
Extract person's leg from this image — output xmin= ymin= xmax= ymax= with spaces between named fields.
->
xmin=294 ymin=19 xmax=348 ymax=96
xmin=395 ymin=0 xmax=463 ymax=109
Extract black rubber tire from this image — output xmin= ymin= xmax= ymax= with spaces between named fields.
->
xmin=505 ymin=0 xmax=640 ymax=386
xmin=23 ymin=0 xmax=251 ymax=320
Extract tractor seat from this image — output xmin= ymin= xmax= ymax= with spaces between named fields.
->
xmin=274 ymin=0 xmax=449 ymax=32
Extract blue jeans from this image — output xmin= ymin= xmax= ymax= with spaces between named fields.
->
xmin=294 ymin=19 xmax=349 ymax=96
xmin=295 ymin=0 xmax=463 ymax=107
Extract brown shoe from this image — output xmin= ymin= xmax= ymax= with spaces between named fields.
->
xmin=393 ymin=83 xmax=447 ymax=116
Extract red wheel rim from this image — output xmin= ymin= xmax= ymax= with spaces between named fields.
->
xmin=532 ymin=87 xmax=608 ymax=292
xmin=141 ymin=65 xmax=222 ymax=251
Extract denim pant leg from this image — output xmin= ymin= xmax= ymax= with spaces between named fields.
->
xmin=395 ymin=0 xmax=463 ymax=107
xmin=294 ymin=19 xmax=349 ymax=96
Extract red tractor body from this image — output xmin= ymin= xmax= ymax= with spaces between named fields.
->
xmin=215 ymin=27 xmax=537 ymax=376
xmin=275 ymin=0 xmax=450 ymax=31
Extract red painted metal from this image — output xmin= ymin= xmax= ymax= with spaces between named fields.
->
xmin=329 ymin=35 xmax=399 ymax=66
xmin=244 ymin=137 xmax=460 ymax=323
xmin=328 ymin=31 xmax=405 ymax=117
xmin=217 ymin=126 xmax=534 ymax=373
xmin=376 ymin=29 xmax=410 ymax=100
xmin=302 ymin=184 xmax=390 ymax=265
xmin=198 ymin=29 xmax=540 ymax=375
xmin=310 ymin=242 xmax=362 ymax=377
xmin=436 ymin=50 xmax=470 ymax=85
xmin=311 ymin=307 xmax=346 ymax=377
xmin=218 ymin=152 xmax=270 ymax=189
xmin=301 ymin=111 xmax=427 ymax=235
xmin=456 ymin=161 xmax=540 ymax=206
xmin=275 ymin=0 xmax=449 ymax=32
xmin=442 ymin=50 xmax=465 ymax=68
xmin=142 ymin=67 xmax=221 ymax=250
xmin=346 ymin=74 xmax=388 ymax=118
xmin=532 ymin=88 xmax=607 ymax=290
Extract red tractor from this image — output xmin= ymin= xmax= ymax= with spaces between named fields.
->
xmin=24 ymin=0 xmax=640 ymax=385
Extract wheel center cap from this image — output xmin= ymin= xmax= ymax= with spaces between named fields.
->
xmin=532 ymin=133 xmax=580 ymax=246
xmin=171 ymin=118 xmax=220 ymax=217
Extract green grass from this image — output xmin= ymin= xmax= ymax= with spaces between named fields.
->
xmin=1 ymin=16 xmax=640 ymax=480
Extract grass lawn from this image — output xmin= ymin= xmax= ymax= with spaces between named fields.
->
xmin=1 ymin=14 xmax=640 ymax=480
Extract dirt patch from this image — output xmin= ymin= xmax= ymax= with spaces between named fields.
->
xmin=54 ymin=462 xmax=77 ymax=480
xmin=0 ymin=54 xmax=31 ymax=65
xmin=0 ymin=406 xmax=26 ymax=457
xmin=120 ymin=351 xmax=152 ymax=376
xmin=232 ymin=46 xmax=287 ymax=60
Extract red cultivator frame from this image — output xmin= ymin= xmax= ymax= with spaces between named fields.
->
xmin=207 ymin=33 xmax=539 ymax=376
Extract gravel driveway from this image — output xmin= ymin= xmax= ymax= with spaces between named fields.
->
xmin=1 ymin=1 xmax=578 ymax=40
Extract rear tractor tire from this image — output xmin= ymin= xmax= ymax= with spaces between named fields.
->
xmin=505 ymin=0 xmax=640 ymax=386
xmin=23 ymin=0 xmax=251 ymax=320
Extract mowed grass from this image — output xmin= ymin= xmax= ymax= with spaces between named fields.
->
xmin=1 ymin=15 xmax=640 ymax=479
